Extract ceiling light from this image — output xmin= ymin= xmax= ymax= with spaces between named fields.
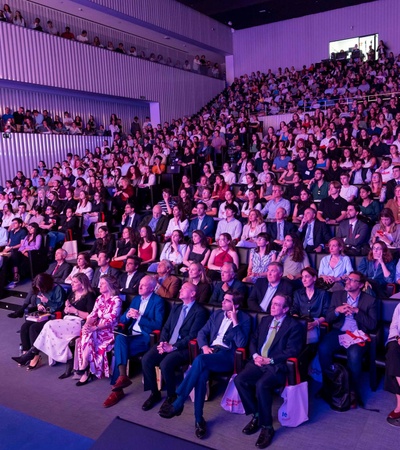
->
xmin=259 ymin=9 xmax=266 ymax=13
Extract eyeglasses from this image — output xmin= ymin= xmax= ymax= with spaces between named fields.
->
xmin=347 ymin=277 xmax=361 ymax=283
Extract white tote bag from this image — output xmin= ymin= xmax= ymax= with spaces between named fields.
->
xmin=220 ymin=374 xmax=245 ymax=414
xmin=278 ymin=381 xmax=309 ymax=427
xmin=62 ymin=240 xmax=78 ymax=261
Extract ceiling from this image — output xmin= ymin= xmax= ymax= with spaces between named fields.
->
xmin=177 ymin=0 xmax=376 ymax=30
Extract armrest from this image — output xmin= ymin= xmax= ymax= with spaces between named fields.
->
xmin=286 ymin=357 xmax=301 ymax=385
xmin=386 ymin=283 xmax=396 ymax=297
xmin=189 ymin=339 xmax=199 ymax=364
xmin=234 ymin=347 xmax=247 ymax=374
xmin=150 ymin=329 xmax=161 ymax=346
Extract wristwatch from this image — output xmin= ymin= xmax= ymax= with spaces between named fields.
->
xmin=269 ymin=358 xmax=275 ymax=365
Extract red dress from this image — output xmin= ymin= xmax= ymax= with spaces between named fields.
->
xmin=213 ymin=249 xmax=234 ymax=268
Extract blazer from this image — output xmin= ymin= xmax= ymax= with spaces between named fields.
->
xmin=247 ymin=278 xmax=293 ymax=313
xmin=91 ymin=266 xmax=121 ymax=289
xmin=325 ymin=290 xmax=378 ymax=333
xmin=159 ymin=302 xmax=209 ymax=351
xmin=266 ymin=220 xmax=298 ymax=241
xmin=197 ymin=309 xmax=251 ymax=353
xmin=139 ymin=214 xmax=169 ymax=237
xmin=187 ymin=215 xmax=215 ymax=238
xmin=45 ymin=261 xmax=72 ymax=284
xmin=297 ymin=219 xmax=332 ymax=249
xmin=121 ymin=213 xmax=142 ymax=230
xmin=250 ymin=315 xmax=305 ymax=369
xmin=120 ymin=292 xmax=164 ymax=335
xmin=336 ymin=219 xmax=370 ymax=249
xmin=156 ymin=275 xmax=181 ymax=299
xmin=209 ymin=279 xmax=248 ymax=306
xmin=386 ymin=178 xmax=399 ymax=201
xmin=119 ymin=271 xmax=145 ymax=295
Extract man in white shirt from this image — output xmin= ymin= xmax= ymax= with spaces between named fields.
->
xmin=339 ymin=173 xmax=358 ymax=202
xmin=215 ymin=204 xmax=242 ymax=242
xmin=375 ymin=157 xmax=394 ymax=184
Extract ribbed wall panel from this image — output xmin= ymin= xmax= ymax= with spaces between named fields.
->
xmin=87 ymin=0 xmax=232 ymax=54
xmin=8 ymin=0 xmax=213 ymax=66
xmin=0 ymin=134 xmax=105 ymax=182
xmin=0 ymin=23 xmax=225 ymax=121
xmin=233 ymin=0 xmax=397 ymax=77
xmin=0 ymin=83 xmax=149 ymax=135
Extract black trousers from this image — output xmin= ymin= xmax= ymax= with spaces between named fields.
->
xmin=235 ymin=361 xmax=286 ymax=427
xmin=20 ymin=320 xmax=47 ymax=351
xmin=141 ymin=345 xmax=189 ymax=397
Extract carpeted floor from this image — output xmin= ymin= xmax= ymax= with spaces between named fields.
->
xmin=0 ymin=305 xmax=399 ymax=450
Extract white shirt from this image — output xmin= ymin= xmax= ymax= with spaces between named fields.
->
xmin=340 ymin=185 xmax=358 ymax=202
xmin=215 ymin=218 xmax=242 ymax=241
xmin=211 ymin=314 xmax=232 ymax=348
xmin=131 ymin=295 xmax=151 ymax=334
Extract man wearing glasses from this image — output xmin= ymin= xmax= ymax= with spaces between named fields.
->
xmin=318 ymin=271 xmax=377 ymax=408
xmin=260 ymin=185 xmax=290 ymax=220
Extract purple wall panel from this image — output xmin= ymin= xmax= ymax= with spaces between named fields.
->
xmin=233 ymin=0 xmax=398 ymax=77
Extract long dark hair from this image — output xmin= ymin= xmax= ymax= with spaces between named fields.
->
xmin=289 ymin=233 xmax=306 ymax=263
xmin=139 ymin=226 xmax=156 ymax=246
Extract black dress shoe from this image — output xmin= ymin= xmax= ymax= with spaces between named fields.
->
xmin=160 ymin=394 xmax=177 ymax=411
xmin=11 ymin=348 xmax=36 ymax=366
xmin=8 ymin=309 xmax=24 ymax=319
xmin=195 ymin=418 xmax=207 ymax=439
xmin=158 ymin=403 xmax=184 ymax=419
xmin=242 ymin=416 xmax=260 ymax=435
xmin=142 ymin=391 xmax=162 ymax=411
xmin=256 ymin=427 xmax=275 ymax=449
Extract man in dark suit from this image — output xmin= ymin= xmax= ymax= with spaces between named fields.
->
xmin=247 ymin=262 xmax=293 ymax=313
xmin=266 ymin=207 xmax=297 ymax=250
xmin=103 ymin=276 xmax=164 ymax=407
xmin=385 ymin=165 xmax=400 ymax=201
xmin=297 ymin=207 xmax=331 ymax=253
xmin=8 ymin=248 xmax=72 ymax=318
xmin=119 ymin=256 xmax=145 ymax=296
xmin=155 ymin=260 xmax=181 ymax=299
xmin=235 ymin=294 xmax=305 ymax=449
xmin=318 ymin=271 xmax=378 ymax=408
xmin=141 ymin=282 xmax=208 ymax=411
xmin=159 ymin=290 xmax=251 ymax=440
xmin=91 ymin=251 xmax=121 ymax=292
xmin=209 ymin=262 xmax=247 ymax=306
xmin=187 ymin=202 xmax=215 ymax=238
xmin=139 ymin=205 xmax=169 ymax=238
xmin=120 ymin=202 xmax=141 ymax=230
xmin=336 ymin=204 xmax=370 ymax=255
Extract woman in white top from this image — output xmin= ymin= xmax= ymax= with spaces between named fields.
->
xmin=318 ymin=237 xmax=353 ymax=290
xmin=241 ymin=189 xmax=262 ymax=219
xmin=65 ymin=253 xmax=94 ymax=284
xmin=148 ymin=230 xmax=187 ymax=272
xmin=1 ymin=203 xmax=15 ymax=228
xmin=165 ymin=206 xmax=189 ymax=238
xmin=237 ymin=210 xmax=266 ymax=248
xmin=75 ymin=191 xmax=92 ymax=216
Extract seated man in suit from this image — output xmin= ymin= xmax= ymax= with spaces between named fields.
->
xmin=120 ymin=202 xmax=141 ymax=230
xmin=235 ymin=294 xmax=305 ymax=449
xmin=139 ymin=205 xmax=169 ymax=239
xmin=247 ymin=262 xmax=293 ymax=313
xmin=336 ymin=203 xmax=370 ymax=255
xmin=266 ymin=207 xmax=297 ymax=250
xmin=187 ymin=202 xmax=215 ymax=238
xmin=119 ymin=255 xmax=145 ymax=296
xmin=318 ymin=271 xmax=377 ymax=408
xmin=209 ymin=261 xmax=247 ymax=306
xmin=103 ymin=275 xmax=164 ymax=407
xmin=297 ymin=207 xmax=331 ymax=253
xmin=91 ymin=251 xmax=121 ymax=293
xmin=8 ymin=248 xmax=72 ymax=318
xmin=155 ymin=260 xmax=181 ymax=299
xmin=159 ymin=290 xmax=251 ymax=440
xmin=141 ymin=282 xmax=208 ymax=411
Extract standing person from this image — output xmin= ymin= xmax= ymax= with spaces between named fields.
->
xmin=159 ymin=290 xmax=251 ymax=440
xmin=235 ymin=295 xmax=305 ymax=449
xmin=318 ymin=271 xmax=377 ymax=408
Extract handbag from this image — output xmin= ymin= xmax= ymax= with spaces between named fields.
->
xmin=220 ymin=374 xmax=245 ymax=414
xmin=26 ymin=311 xmax=52 ymax=322
xmin=62 ymin=240 xmax=78 ymax=260
xmin=278 ymin=381 xmax=309 ymax=427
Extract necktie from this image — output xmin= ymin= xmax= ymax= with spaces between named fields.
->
xmin=348 ymin=224 xmax=353 ymax=239
xmin=261 ymin=319 xmax=279 ymax=357
xmin=169 ymin=305 xmax=188 ymax=345
xmin=52 ymin=265 xmax=60 ymax=275
xmin=304 ymin=224 xmax=311 ymax=249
